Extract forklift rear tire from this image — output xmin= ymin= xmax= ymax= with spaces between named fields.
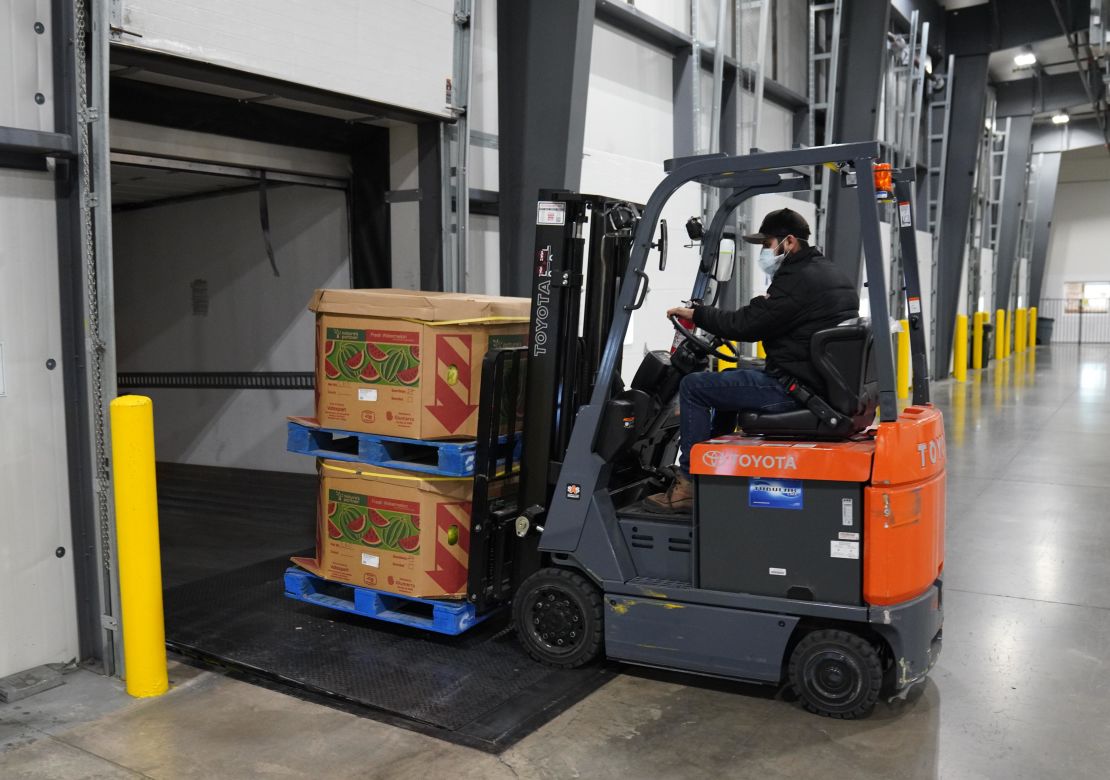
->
xmin=513 ymin=567 xmax=604 ymax=669
xmin=788 ymin=629 xmax=883 ymax=719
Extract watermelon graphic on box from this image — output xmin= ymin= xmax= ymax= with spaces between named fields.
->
xmin=309 ymin=288 xmax=530 ymax=440
xmin=292 ymin=460 xmax=473 ymax=599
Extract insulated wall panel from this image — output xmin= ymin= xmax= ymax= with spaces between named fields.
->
xmin=0 ymin=0 xmax=55 ymax=132
xmin=112 ymin=184 xmax=350 ymax=473
xmin=116 ymin=0 xmax=455 ymax=118
xmin=0 ymin=168 xmax=79 ymax=678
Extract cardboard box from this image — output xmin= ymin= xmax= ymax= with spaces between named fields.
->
xmin=292 ymin=459 xmax=474 ymax=599
xmin=309 ymin=288 xmax=530 ymax=439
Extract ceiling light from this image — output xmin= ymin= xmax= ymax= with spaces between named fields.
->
xmin=1052 ymin=111 xmax=1070 ymax=125
xmin=1014 ymin=51 xmax=1037 ymax=67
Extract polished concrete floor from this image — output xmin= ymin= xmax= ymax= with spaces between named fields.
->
xmin=4 ymin=343 xmax=1110 ymax=779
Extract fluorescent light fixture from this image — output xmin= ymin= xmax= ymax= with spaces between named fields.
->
xmin=1014 ymin=51 xmax=1037 ymax=67
xmin=1052 ymin=111 xmax=1070 ymax=125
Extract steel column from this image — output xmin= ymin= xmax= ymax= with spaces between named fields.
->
xmin=932 ymin=54 xmax=990 ymax=380
xmin=1027 ymin=151 xmax=1062 ymax=309
xmin=823 ymin=0 xmax=890 ymax=284
xmin=992 ymin=114 xmax=1033 ymax=314
xmin=497 ymin=0 xmax=596 ymax=297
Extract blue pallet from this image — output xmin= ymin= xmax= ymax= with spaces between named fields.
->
xmin=286 ymin=418 xmax=519 ymax=477
xmin=283 ymin=567 xmax=492 ymax=636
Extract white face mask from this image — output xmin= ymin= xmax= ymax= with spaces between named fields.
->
xmin=758 ymin=242 xmax=786 ymax=276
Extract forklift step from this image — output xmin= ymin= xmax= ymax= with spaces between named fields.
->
xmin=283 ymin=566 xmax=495 ymax=636
xmin=286 ymin=417 xmax=520 ymax=477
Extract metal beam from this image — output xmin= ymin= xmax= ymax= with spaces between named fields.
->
xmin=1032 ymin=116 xmax=1108 ymax=151
xmin=0 ymin=125 xmax=75 ymax=158
xmin=417 ymin=122 xmax=443 ymax=291
xmin=992 ymin=114 xmax=1033 ymax=312
xmin=497 ymin=0 xmax=596 ymax=297
xmin=995 ymin=71 xmax=1106 ymax=117
xmin=1027 ymin=151 xmax=1062 ymax=308
xmin=946 ymin=0 xmax=1090 ymax=55
xmin=673 ymin=44 xmax=699 ymax=158
xmin=823 ymin=0 xmax=890 ymax=285
xmin=933 ymin=54 xmax=990 ymax=380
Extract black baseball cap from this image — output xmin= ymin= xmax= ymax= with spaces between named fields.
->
xmin=742 ymin=208 xmax=811 ymax=244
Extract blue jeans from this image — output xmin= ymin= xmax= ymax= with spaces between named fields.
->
xmin=677 ymin=369 xmax=798 ymax=476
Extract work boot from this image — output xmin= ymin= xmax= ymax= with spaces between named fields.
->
xmin=644 ymin=474 xmax=694 ymax=514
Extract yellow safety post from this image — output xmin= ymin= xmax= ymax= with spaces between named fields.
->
xmin=109 ymin=395 xmax=169 ymax=698
xmin=972 ymin=311 xmax=985 ymax=370
xmin=1028 ymin=306 xmax=1037 ymax=349
xmin=953 ymin=314 xmax=968 ymax=382
xmin=1014 ymin=308 xmax=1027 ymax=354
xmin=717 ymin=341 xmax=738 ymax=371
xmin=897 ymin=319 xmax=911 ymax=400
xmin=1004 ymin=310 xmax=1013 ymax=356
xmin=995 ymin=309 xmax=1006 ymax=361
xmin=756 ymin=341 xmax=766 ymax=359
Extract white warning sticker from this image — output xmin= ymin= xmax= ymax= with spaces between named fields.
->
xmin=362 ymin=553 xmax=380 ymax=568
xmin=537 ymin=201 xmax=566 ymax=226
xmin=899 ymin=201 xmax=913 ymax=227
xmin=830 ymin=540 xmax=860 ymax=559
xmin=769 ymin=567 xmax=787 ymax=576
xmin=358 ymin=388 xmax=378 ymax=402
xmin=841 ymin=498 xmax=854 ymax=526
xmin=908 ymin=296 xmax=922 ymax=314
xmin=839 ymin=532 xmax=860 ymax=541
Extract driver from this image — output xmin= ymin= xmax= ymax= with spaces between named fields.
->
xmin=645 ymin=208 xmax=860 ymax=514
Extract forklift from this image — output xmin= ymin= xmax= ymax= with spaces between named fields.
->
xmin=466 ymin=142 xmax=944 ymax=719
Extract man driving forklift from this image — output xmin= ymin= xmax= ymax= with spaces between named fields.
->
xmin=645 ymin=208 xmax=860 ymax=514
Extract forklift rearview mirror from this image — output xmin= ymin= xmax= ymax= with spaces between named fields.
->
xmin=657 ymin=219 xmax=668 ymax=271
xmin=715 ymin=238 xmax=735 ymax=283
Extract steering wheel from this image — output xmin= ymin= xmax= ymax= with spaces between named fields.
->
xmin=669 ymin=315 xmax=739 ymax=362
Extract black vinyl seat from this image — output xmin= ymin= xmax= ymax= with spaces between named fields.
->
xmin=739 ymin=319 xmax=879 ymax=440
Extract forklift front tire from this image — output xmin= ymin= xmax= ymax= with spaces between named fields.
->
xmin=788 ymin=629 xmax=883 ymax=719
xmin=513 ymin=567 xmax=604 ymax=669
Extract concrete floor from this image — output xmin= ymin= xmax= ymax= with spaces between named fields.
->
xmin=4 ymin=343 xmax=1110 ymax=779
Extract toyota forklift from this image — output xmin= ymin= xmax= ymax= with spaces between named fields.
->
xmin=465 ymin=142 xmax=944 ymax=719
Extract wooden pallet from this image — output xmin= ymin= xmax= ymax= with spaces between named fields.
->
xmin=286 ymin=417 xmax=520 ymax=477
xmin=283 ymin=567 xmax=492 ymax=636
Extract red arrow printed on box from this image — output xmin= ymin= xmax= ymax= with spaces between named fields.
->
xmin=427 ymin=502 xmax=471 ymax=593
xmin=425 ymin=334 xmax=477 ymax=433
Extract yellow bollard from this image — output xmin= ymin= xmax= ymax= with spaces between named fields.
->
xmin=972 ymin=311 xmax=985 ymax=370
xmin=897 ymin=318 xmax=911 ymax=400
xmin=1014 ymin=308 xmax=1027 ymax=354
xmin=1028 ymin=306 xmax=1037 ymax=348
xmin=109 ymin=395 xmax=169 ymax=698
xmin=756 ymin=341 xmax=766 ymax=359
xmin=953 ymin=314 xmax=968 ymax=382
xmin=995 ymin=309 xmax=1006 ymax=361
xmin=1004 ymin=310 xmax=1013 ymax=356
xmin=717 ymin=341 xmax=738 ymax=371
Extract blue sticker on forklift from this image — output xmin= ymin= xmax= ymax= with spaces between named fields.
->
xmin=748 ymin=478 xmax=804 ymax=510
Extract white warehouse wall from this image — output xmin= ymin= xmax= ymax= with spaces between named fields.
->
xmin=112 ymin=185 xmax=350 ymax=474
xmin=1043 ymin=184 xmax=1110 ymax=301
xmin=0 ymin=167 xmax=79 ymax=678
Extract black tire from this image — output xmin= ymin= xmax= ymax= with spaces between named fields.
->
xmin=788 ymin=629 xmax=883 ymax=719
xmin=513 ymin=567 xmax=604 ymax=669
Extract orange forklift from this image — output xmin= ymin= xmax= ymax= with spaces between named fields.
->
xmin=466 ymin=142 xmax=944 ymax=718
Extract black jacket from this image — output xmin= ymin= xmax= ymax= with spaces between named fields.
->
xmin=693 ymin=245 xmax=859 ymax=396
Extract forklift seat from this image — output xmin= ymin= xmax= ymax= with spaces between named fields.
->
xmin=739 ymin=320 xmax=878 ymax=439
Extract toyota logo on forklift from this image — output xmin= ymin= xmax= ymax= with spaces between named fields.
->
xmin=476 ymin=147 xmax=944 ymax=722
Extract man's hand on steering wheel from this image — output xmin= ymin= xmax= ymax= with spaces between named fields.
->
xmin=667 ymin=309 xmax=737 ymax=362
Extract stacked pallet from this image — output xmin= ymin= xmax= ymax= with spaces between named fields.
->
xmin=283 ymin=288 xmax=529 ymax=634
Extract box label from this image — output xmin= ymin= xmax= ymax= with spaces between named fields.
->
xmin=327 ymin=489 xmax=421 ymax=553
xmin=830 ymin=540 xmax=860 ymax=559
xmin=361 ymin=553 xmax=380 ymax=568
xmin=323 ymin=327 xmax=421 ymax=387
xmin=748 ymin=478 xmax=804 ymax=510
xmin=358 ymin=388 xmax=378 ymax=402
